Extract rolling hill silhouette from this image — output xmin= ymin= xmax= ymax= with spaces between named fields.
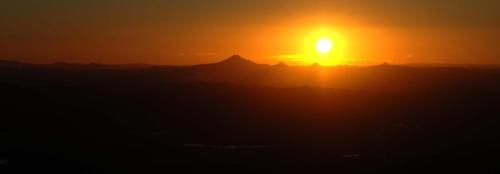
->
xmin=1 ymin=55 xmax=500 ymax=173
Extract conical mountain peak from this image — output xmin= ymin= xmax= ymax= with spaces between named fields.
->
xmin=218 ymin=55 xmax=257 ymax=65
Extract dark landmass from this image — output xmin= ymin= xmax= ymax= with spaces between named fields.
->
xmin=1 ymin=55 xmax=500 ymax=173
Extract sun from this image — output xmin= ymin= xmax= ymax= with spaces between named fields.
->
xmin=302 ymin=28 xmax=347 ymax=65
xmin=316 ymin=38 xmax=333 ymax=54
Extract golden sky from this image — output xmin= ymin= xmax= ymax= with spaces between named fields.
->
xmin=1 ymin=0 xmax=499 ymax=65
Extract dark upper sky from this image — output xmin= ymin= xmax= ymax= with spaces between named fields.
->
xmin=1 ymin=0 xmax=499 ymax=65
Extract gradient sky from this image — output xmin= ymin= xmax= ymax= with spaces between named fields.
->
xmin=1 ymin=0 xmax=499 ymax=65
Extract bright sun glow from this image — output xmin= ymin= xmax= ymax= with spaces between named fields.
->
xmin=316 ymin=38 xmax=333 ymax=54
xmin=303 ymin=28 xmax=347 ymax=66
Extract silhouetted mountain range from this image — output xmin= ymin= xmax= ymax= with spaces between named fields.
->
xmin=1 ymin=55 xmax=499 ymax=92
xmin=1 ymin=55 xmax=500 ymax=173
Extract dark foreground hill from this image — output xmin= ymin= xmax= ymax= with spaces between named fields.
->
xmin=1 ymin=56 xmax=500 ymax=173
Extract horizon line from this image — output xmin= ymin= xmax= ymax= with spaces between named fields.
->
xmin=1 ymin=55 xmax=500 ymax=68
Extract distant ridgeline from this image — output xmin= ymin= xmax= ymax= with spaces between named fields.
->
xmin=1 ymin=55 xmax=500 ymax=92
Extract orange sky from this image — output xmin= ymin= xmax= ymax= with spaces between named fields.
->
xmin=1 ymin=0 xmax=499 ymax=65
